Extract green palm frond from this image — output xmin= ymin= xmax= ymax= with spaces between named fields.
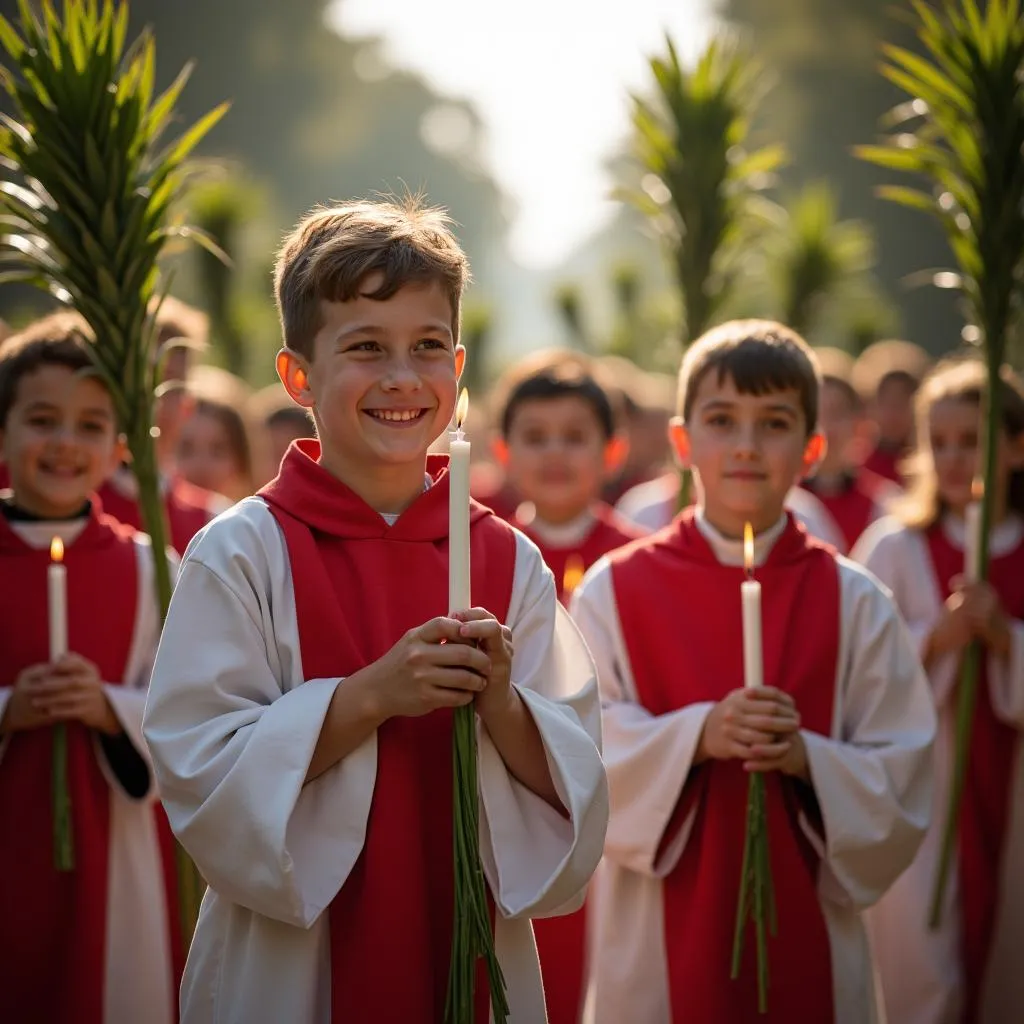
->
xmin=767 ymin=181 xmax=877 ymax=338
xmin=625 ymin=33 xmax=786 ymax=343
xmin=857 ymin=0 xmax=1024 ymax=929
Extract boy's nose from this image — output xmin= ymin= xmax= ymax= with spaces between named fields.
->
xmin=381 ymin=361 xmax=423 ymax=391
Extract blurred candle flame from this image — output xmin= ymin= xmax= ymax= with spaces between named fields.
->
xmin=455 ymin=388 xmax=469 ymax=430
xmin=743 ymin=522 xmax=754 ymax=577
xmin=50 ymin=536 xmax=64 ymax=563
xmin=562 ymin=554 xmax=585 ymax=596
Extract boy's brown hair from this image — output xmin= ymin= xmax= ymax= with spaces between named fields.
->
xmin=677 ymin=319 xmax=821 ymax=434
xmin=274 ymin=198 xmax=471 ymax=359
xmin=0 ymin=311 xmax=107 ymax=427
xmin=852 ymin=339 xmax=931 ymax=403
xmin=151 ymin=295 xmax=209 ymax=350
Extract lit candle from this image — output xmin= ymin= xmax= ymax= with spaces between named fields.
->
xmin=964 ymin=479 xmax=983 ymax=583
xmin=741 ymin=522 xmax=763 ymax=690
xmin=562 ymin=553 xmax=586 ymax=598
xmin=49 ymin=536 xmax=67 ymax=661
xmin=448 ymin=388 xmax=471 ymax=614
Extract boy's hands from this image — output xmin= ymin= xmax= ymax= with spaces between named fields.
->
xmin=927 ymin=576 xmax=1011 ymax=662
xmin=697 ymin=687 xmax=809 ymax=779
xmin=1 ymin=655 xmax=120 ymax=735
xmin=452 ymin=608 xmax=515 ymax=723
xmin=369 ymin=617 xmax=492 ymax=720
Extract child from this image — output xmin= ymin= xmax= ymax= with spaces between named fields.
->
xmin=854 ymin=359 xmax=1024 ymax=1024
xmin=572 ymin=319 xmax=935 ymax=1023
xmin=248 ymin=382 xmax=316 ymax=487
xmin=177 ymin=366 xmax=255 ymax=503
xmin=0 ymin=314 xmax=178 ymax=1024
xmin=97 ymin=296 xmax=227 ymax=553
xmin=853 ymin=339 xmax=931 ymax=486
xmin=494 ymin=352 xmax=646 ymax=604
xmin=142 ymin=198 xmax=609 ymax=1024
xmin=489 ymin=352 xmax=641 ymax=1022
xmin=799 ymin=347 xmax=893 ymax=553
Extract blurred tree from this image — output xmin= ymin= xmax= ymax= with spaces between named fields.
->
xmin=553 ymin=282 xmax=590 ymax=350
xmin=459 ymin=303 xmax=494 ymax=395
xmin=719 ymin=0 xmax=962 ymax=354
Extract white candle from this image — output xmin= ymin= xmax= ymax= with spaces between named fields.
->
xmin=741 ymin=522 xmax=763 ymax=690
xmin=448 ymin=389 xmax=472 ymax=614
xmin=964 ymin=482 xmax=983 ymax=582
xmin=49 ymin=536 xmax=67 ymax=661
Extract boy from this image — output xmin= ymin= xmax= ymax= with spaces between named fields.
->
xmin=0 ymin=314 xmax=178 ymax=1024
xmin=142 ymin=199 xmax=609 ymax=1024
xmin=491 ymin=351 xmax=642 ymax=1023
xmin=494 ymin=351 xmax=646 ymax=604
xmin=97 ymin=296 xmax=228 ymax=552
xmin=572 ymin=319 xmax=936 ymax=1023
xmin=799 ymin=347 xmax=894 ymax=553
xmin=853 ymin=339 xmax=931 ymax=486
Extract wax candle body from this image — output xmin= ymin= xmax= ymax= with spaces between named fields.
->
xmin=448 ymin=431 xmax=472 ymax=614
xmin=964 ymin=501 xmax=982 ymax=582
xmin=741 ymin=579 xmax=763 ymax=689
xmin=49 ymin=544 xmax=68 ymax=661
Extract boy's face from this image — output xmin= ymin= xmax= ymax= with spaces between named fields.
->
xmin=817 ymin=381 xmax=859 ymax=475
xmin=875 ymin=376 xmax=916 ymax=447
xmin=0 ymin=364 xmax=124 ymax=517
xmin=672 ymin=372 xmax=824 ymax=537
xmin=500 ymin=395 xmax=615 ymax=524
xmin=279 ymin=276 xmax=463 ymax=486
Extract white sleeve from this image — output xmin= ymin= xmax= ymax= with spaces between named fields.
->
xmin=478 ymin=532 xmax=609 ymax=920
xmin=987 ymin=619 xmax=1024 ymax=729
xmin=143 ymin=506 xmax=375 ymax=929
xmin=570 ymin=558 xmax=711 ymax=879
xmin=800 ymin=559 xmax=936 ymax=911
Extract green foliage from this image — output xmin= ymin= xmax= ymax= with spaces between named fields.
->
xmin=458 ymin=302 xmax=493 ymax=395
xmin=625 ymin=33 xmax=785 ymax=343
xmin=553 ymin=281 xmax=589 ymax=350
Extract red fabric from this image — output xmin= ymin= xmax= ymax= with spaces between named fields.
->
xmin=801 ymin=470 xmax=887 ymax=553
xmin=925 ymin=526 xmax=1024 ymax=1023
xmin=863 ymin=445 xmax=905 ymax=487
xmin=0 ymin=463 xmax=9 ymax=489
xmin=96 ymin=475 xmax=213 ymax=554
xmin=609 ymin=512 xmax=838 ymax=1023
xmin=519 ymin=503 xmax=647 ymax=606
xmin=0 ymin=510 xmax=138 ymax=1024
xmin=259 ymin=439 xmax=517 ymax=1024
xmin=520 ymin=502 xmax=643 ymax=1024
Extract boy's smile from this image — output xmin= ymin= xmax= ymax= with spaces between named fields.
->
xmin=672 ymin=374 xmax=824 ymax=537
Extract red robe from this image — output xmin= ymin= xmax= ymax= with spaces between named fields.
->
xmin=925 ymin=526 xmax=1024 ymax=1023
xmin=800 ymin=469 xmax=888 ymax=553
xmin=259 ymin=442 xmax=517 ymax=1023
xmin=863 ymin=444 xmax=906 ymax=487
xmin=517 ymin=502 xmax=643 ymax=1024
xmin=97 ymin=474 xmax=215 ymax=554
xmin=608 ymin=512 xmax=838 ymax=1022
xmin=0 ymin=508 xmax=176 ymax=1024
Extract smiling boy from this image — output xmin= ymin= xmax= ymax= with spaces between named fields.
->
xmin=142 ymin=199 xmax=608 ymax=1024
xmin=0 ymin=313 xmax=178 ymax=1024
xmin=572 ymin=320 xmax=935 ymax=1023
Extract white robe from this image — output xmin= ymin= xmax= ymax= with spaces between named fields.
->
xmin=852 ymin=514 xmax=1024 ymax=1024
xmin=571 ymin=512 xmax=936 ymax=1024
xmin=0 ymin=519 xmax=176 ymax=1024
xmin=615 ymin=472 xmax=848 ymax=550
xmin=142 ymin=496 xmax=609 ymax=1024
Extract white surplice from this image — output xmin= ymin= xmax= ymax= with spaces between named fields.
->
xmin=852 ymin=514 xmax=1024 ymax=1024
xmin=571 ymin=512 xmax=936 ymax=1024
xmin=142 ymin=497 xmax=610 ymax=1024
xmin=0 ymin=519 xmax=176 ymax=1024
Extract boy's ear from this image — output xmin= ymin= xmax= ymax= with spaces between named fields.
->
xmin=603 ymin=434 xmax=629 ymax=476
xmin=801 ymin=431 xmax=828 ymax=480
xmin=454 ymin=344 xmax=466 ymax=382
xmin=491 ymin=436 xmax=509 ymax=467
xmin=276 ymin=349 xmax=314 ymax=408
xmin=668 ymin=416 xmax=691 ymax=468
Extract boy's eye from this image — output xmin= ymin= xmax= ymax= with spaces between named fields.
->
xmin=416 ymin=338 xmax=446 ymax=351
xmin=81 ymin=421 xmax=106 ymax=434
xmin=347 ymin=340 xmax=381 ymax=353
xmin=28 ymin=414 xmax=56 ymax=429
xmin=521 ymin=430 xmax=548 ymax=446
xmin=765 ymin=418 xmax=792 ymax=432
xmin=707 ymin=413 xmax=732 ymax=428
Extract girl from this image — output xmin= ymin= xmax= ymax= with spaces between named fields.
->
xmin=853 ymin=357 xmax=1024 ymax=1024
xmin=177 ymin=368 xmax=255 ymax=504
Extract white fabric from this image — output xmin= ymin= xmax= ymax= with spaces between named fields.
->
xmin=852 ymin=515 xmax=1024 ymax=1024
xmin=143 ymin=496 xmax=609 ymax=1024
xmin=571 ymin=519 xmax=935 ymax=1024
xmin=615 ymin=473 xmax=847 ymax=550
xmin=0 ymin=522 xmax=176 ymax=1024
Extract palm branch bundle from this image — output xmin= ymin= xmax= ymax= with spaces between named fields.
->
xmin=0 ymin=0 xmax=228 ymax=943
xmin=857 ymin=0 xmax=1024 ymax=926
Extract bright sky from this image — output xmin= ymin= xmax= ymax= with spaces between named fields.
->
xmin=328 ymin=0 xmax=715 ymax=270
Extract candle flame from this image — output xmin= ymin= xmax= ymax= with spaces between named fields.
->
xmin=455 ymin=388 xmax=470 ymax=430
xmin=562 ymin=554 xmax=585 ymax=596
xmin=972 ymin=478 xmax=984 ymax=501
xmin=743 ymin=522 xmax=754 ymax=576
xmin=50 ymin=536 xmax=64 ymax=563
